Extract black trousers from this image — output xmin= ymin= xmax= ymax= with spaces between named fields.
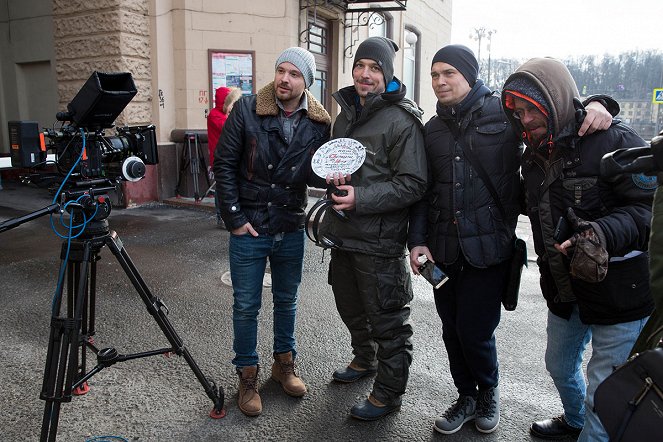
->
xmin=329 ymin=249 xmax=413 ymax=405
xmin=435 ymin=255 xmax=507 ymax=397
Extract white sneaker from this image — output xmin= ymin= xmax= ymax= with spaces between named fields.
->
xmin=262 ymin=273 xmax=272 ymax=288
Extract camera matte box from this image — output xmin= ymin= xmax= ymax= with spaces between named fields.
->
xmin=67 ymin=71 xmax=137 ymax=129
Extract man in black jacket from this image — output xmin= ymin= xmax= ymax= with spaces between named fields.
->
xmin=502 ymin=57 xmax=654 ymax=441
xmin=321 ymin=36 xmax=428 ymax=421
xmin=407 ymin=46 xmax=615 ymax=435
xmin=214 ymin=47 xmax=331 ymax=417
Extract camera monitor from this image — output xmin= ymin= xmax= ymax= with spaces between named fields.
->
xmin=67 ymin=71 xmax=137 ymax=129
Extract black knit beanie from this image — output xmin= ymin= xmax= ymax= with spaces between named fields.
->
xmin=354 ymin=37 xmax=399 ymax=84
xmin=431 ymin=44 xmax=479 ymax=86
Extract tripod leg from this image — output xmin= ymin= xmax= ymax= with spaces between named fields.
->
xmin=104 ymin=231 xmax=225 ymax=415
xmin=204 ymin=179 xmax=216 ymax=199
xmin=186 ymin=136 xmax=201 ymax=201
xmin=40 ymin=242 xmax=92 ymax=441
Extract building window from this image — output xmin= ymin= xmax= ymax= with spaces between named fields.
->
xmin=403 ymin=27 xmax=420 ymax=102
xmin=307 ymin=13 xmax=332 ymax=110
xmin=308 ymin=22 xmax=327 ymax=55
xmin=310 ymin=70 xmax=327 ymax=110
xmin=368 ymin=12 xmax=392 ymax=38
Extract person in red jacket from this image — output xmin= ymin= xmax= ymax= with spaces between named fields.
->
xmin=208 ymin=86 xmax=242 ymax=228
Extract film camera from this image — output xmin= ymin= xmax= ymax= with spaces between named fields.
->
xmin=8 ymin=71 xmax=158 ymax=186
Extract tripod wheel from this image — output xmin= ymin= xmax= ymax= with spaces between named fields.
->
xmin=73 ymin=381 xmax=90 ymax=396
xmin=209 ymin=407 xmax=226 ymax=419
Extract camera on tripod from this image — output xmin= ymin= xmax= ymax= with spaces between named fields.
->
xmin=8 ymin=71 xmax=158 ymax=185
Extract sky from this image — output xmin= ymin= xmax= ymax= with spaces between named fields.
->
xmin=451 ymin=0 xmax=662 ymax=61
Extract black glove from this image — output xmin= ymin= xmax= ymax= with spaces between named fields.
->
xmin=565 ymin=208 xmax=608 ymax=283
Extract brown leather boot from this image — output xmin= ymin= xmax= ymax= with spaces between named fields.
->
xmin=237 ymin=365 xmax=262 ymax=416
xmin=271 ymin=351 xmax=307 ymax=397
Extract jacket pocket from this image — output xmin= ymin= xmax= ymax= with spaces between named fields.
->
xmin=238 ymin=185 xmax=259 ymax=201
xmin=562 ymin=177 xmax=600 ymax=210
xmin=475 ymin=121 xmax=508 ymax=135
xmin=575 ymin=252 xmax=651 ymax=323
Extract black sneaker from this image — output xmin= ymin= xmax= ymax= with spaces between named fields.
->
xmin=475 ymin=386 xmax=500 ymax=433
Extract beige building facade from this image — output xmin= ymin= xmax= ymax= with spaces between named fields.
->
xmin=0 ymin=0 xmax=452 ymax=203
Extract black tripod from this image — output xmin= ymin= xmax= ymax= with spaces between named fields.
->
xmin=0 ymin=192 xmax=225 ymax=441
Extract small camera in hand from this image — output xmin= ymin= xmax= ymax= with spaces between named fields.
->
xmin=417 ymin=255 xmax=449 ymax=289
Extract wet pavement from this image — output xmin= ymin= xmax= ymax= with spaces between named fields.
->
xmin=0 ymin=180 xmax=572 ymax=441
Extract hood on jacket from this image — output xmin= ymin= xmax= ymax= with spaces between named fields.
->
xmin=501 ymin=57 xmax=581 ymax=145
xmin=215 ymin=87 xmax=232 ymax=110
xmin=335 ymin=77 xmax=424 ymax=125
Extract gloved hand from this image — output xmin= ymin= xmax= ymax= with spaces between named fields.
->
xmin=565 ymin=208 xmax=608 ymax=283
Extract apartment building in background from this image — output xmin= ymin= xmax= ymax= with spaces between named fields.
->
xmin=0 ymin=0 xmax=452 ymax=204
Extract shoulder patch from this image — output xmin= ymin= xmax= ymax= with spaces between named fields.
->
xmin=631 ymin=173 xmax=658 ymax=190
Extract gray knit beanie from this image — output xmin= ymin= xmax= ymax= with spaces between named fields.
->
xmin=275 ymin=47 xmax=316 ymax=88
xmin=353 ymin=37 xmax=399 ymax=84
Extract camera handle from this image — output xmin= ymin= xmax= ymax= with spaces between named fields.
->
xmin=600 ymin=130 xmax=663 ymax=176
xmin=0 ymin=203 xmax=59 ymax=233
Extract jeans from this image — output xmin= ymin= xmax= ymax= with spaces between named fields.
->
xmin=229 ymin=230 xmax=305 ymax=368
xmin=545 ymin=306 xmax=647 ymax=441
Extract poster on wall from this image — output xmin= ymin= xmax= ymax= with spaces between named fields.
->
xmin=209 ymin=50 xmax=255 ymax=108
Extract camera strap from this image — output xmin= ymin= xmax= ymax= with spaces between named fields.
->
xmin=305 ymin=196 xmax=345 ymax=249
xmin=305 ymin=197 xmax=334 ymax=246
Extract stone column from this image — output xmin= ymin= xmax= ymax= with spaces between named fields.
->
xmin=53 ymin=0 xmax=157 ymax=205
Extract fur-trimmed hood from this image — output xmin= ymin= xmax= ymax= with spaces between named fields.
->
xmin=255 ymin=81 xmax=331 ymax=125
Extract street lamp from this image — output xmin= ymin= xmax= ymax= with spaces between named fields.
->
xmin=405 ymin=30 xmax=418 ymax=47
xmin=469 ymin=27 xmax=486 ymax=64
xmin=470 ymin=27 xmax=496 ymax=86
xmin=486 ymin=29 xmax=496 ymax=88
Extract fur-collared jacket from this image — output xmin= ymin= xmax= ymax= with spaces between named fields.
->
xmin=214 ymin=82 xmax=331 ymax=235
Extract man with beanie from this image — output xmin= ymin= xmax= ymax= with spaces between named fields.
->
xmin=501 ymin=58 xmax=654 ymax=442
xmin=407 ymin=45 xmax=616 ymax=435
xmin=320 ymin=36 xmax=428 ymax=421
xmin=214 ymin=46 xmax=331 ymax=417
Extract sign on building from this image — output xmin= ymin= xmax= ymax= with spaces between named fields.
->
xmin=653 ymin=88 xmax=663 ymax=104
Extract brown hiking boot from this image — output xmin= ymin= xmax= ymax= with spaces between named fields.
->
xmin=237 ymin=365 xmax=262 ymax=416
xmin=271 ymin=351 xmax=307 ymax=397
